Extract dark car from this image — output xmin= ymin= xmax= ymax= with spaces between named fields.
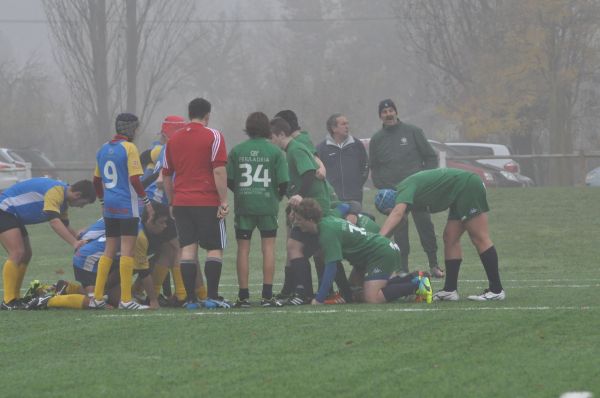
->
xmin=428 ymin=140 xmax=524 ymax=187
xmin=11 ymin=148 xmax=60 ymax=179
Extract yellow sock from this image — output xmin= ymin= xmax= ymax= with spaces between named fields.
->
xmin=119 ymin=256 xmax=135 ymax=303
xmin=94 ymin=255 xmax=113 ymax=300
xmin=2 ymin=259 xmax=19 ymax=303
xmin=152 ymin=265 xmax=169 ymax=295
xmin=197 ymin=285 xmax=207 ymax=300
xmin=171 ymin=265 xmax=186 ymax=301
xmin=65 ymin=282 xmax=82 ymax=295
xmin=16 ymin=263 xmax=27 ymax=298
xmin=48 ymin=294 xmax=86 ymax=309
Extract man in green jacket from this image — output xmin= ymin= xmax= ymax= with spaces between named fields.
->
xmin=369 ymin=99 xmax=443 ymax=278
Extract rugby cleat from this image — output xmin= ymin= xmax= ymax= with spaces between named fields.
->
xmin=323 ymin=292 xmax=346 ymax=305
xmin=429 ymin=266 xmax=445 ymax=279
xmin=432 ymin=290 xmax=460 ymax=301
xmin=118 ymin=300 xmax=150 ymax=310
xmin=234 ymin=298 xmax=251 ymax=308
xmin=203 ymin=298 xmax=232 ymax=309
xmin=467 ymin=289 xmax=505 ymax=301
xmin=25 ymin=294 xmax=52 ymax=310
xmin=415 ymin=276 xmax=433 ymax=304
xmin=0 ymin=299 xmax=27 ymax=310
xmin=261 ymin=297 xmax=284 ymax=307
xmin=286 ymin=294 xmax=308 ymax=306
xmin=88 ymin=298 xmax=107 ymax=309
xmin=54 ymin=280 xmax=69 ymax=295
xmin=183 ymin=300 xmax=200 ymax=310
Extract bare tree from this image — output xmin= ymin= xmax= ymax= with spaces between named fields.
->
xmin=43 ymin=0 xmax=197 ymax=151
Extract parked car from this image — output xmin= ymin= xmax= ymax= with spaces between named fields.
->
xmin=0 ymin=148 xmax=31 ymax=185
xmin=585 ymin=167 xmax=600 ymax=186
xmin=11 ymin=148 xmax=60 ymax=179
xmin=444 ymin=142 xmax=534 ymax=186
xmin=428 ymin=140 xmax=523 ymax=187
xmin=359 ymin=138 xmax=523 ymax=188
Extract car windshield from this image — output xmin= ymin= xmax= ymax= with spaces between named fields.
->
xmin=6 ymin=150 xmax=27 ymax=163
xmin=12 ymin=149 xmax=55 ymax=168
xmin=429 ymin=142 xmax=465 ymax=157
xmin=448 ymin=145 xmax=495 ymax=156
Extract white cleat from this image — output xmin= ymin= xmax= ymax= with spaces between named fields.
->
xmin=467 ymin=289 xmax=506 ymax=301
xmin=432 ymin=290 xmax=460 ymax=301
xmin=88 ymin=298 xmax=107 ymax=309
xmin=119 ymin=300 xmax=150 ymax=310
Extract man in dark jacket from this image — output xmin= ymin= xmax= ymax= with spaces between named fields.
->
xmin=369 ymin=99 xmax=443 ymax=278
xmin=316 ymin=114 xmax=369 ymax=208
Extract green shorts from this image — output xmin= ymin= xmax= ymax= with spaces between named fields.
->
xmin=448 ymin=174 xmax=490 ymax=221
xmin=234 ymin=215 xmax=278 ymax=240
xmin=364 ymin=242 xmax=401 ymax=281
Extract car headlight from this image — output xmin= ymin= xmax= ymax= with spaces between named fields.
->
xmin=500 ymin=170 xmax=519 ymax=182
xmin=483 ymin=172 xmax=494 ymax=182
xmin=586 ymin=171 xmax=598 ymax=183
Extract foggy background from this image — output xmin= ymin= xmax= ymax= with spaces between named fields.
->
xmin=1 ymin=0 xmax=600 ymax=185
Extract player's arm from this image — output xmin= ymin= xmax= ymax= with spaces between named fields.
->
xmin=126 ymin=143 xmax=153 ymax=217
xmin=93 ymin=164 xmax=104 ymax=204
xmin=213 ymin=165 xmax=229 ymax=218
xmin=314 ymin=155 xmax=326 ymax=180
xmin=43 ymin=186 xmax=84 ymax=248
xmin=312 ymin=260 xmax=341 ymax=304
xmin=379 ymin=202 xmax=408 ymax=238
xmin=415 ymin=130 xmax=438 ymax=169
xmin=289 ymin=170 xmax=316 ymax=206
xmin=213 ymin=133 xmax=229 ymax=218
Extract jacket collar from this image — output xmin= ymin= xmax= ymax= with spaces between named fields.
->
xmin=325 ymin=134 xmax=355 ymax=148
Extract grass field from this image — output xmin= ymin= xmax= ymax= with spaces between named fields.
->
xmin=1 ymin=187 xmax=599 ymax=397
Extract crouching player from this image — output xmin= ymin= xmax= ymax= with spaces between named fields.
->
xmin=377 ymin=168 xmax=504 ymax=301
xmin=292 ymin=199 xmax=432 ymax=305
xmin=27 ymin=202 xmax=171 ymax=310
xmin=0 ymin=178 xmax=96 ymax=310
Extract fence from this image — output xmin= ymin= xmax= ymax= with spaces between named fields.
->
xmin=49 ymin=153 xmax=600 ymax=187
xmin=446 ymin=152 xmax=600 ymax=186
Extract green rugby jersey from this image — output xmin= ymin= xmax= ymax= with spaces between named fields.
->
xmin=318 ymin=216 xmax=393 ymax=265
xmin=395 ymin=168 xmax=475 ymax=213
xmin=285 ymin=139 xmax=331 ymax=214
xmin=227 ymin=137 xmax=289 ymax=216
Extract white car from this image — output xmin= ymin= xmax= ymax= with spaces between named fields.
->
xmin=444 ymin=142 xmax=534 ymax=186
xmin=0 ymin=148 xmax=32 ymax=191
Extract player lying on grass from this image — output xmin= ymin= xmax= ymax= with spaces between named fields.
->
xmin=26 ymin=202 xmax=171 ymax=310
xmin=292 ymin=199 xmax=432 ymax=304
xmin=0 ymin=178 xmax=96 ymax=310
xmin=377 ymin=168 xmax=505 ymax=301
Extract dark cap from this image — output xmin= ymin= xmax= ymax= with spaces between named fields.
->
xmin=275 ymin=110 xmax=300 ymax=132
xmin=378 ymin=99 xmax=397 ymax=115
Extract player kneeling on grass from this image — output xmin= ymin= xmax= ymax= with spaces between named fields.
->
xmin=0 ymin=178 xmax=96 ymax=310
xmin=27 ymin=202 xmax=171 ymax=310
xmin=292 ymin=199 xmax=432 ymax=305
xmin=377 ymin=168 xmax=505 ymax=302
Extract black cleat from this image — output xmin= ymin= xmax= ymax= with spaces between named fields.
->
xmin=25 ymin=295 xmax=52 ymax=310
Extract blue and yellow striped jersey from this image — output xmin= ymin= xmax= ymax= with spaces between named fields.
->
xmin=0 ymin=178 xmax=69 ymax=224
xmin=95 ymin=138 xmax=144 ymax=219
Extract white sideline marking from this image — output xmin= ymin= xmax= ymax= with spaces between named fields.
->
xmin=94 ymin=305 xmax=599 ymax=318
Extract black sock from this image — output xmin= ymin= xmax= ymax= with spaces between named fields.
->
xmin=480 ymin=246 xmax=503 ymax=293
xmin=381 ymin=282 xmax=416 ymax=302
xmin=281 ymin=265 xmax=292 ymax=294
xmin=443 ymin=259 xmax=462 ymax=292
xmin=162 ymin=271 xmax=172 ymax=296
xmin=334 ymin=263 xmax=353 ymax=302
xmin=262 ymin=284 xmax=273 ymax=299
xmin=180 ymin=260 xmax=198 ymax=302
xmin=204 ymin=257 xmax=222 ymax=299
xmin=290 ymin=257 xmax=312 ymax=298
xmin=238 ymin=288 xmax=249 ymax=300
